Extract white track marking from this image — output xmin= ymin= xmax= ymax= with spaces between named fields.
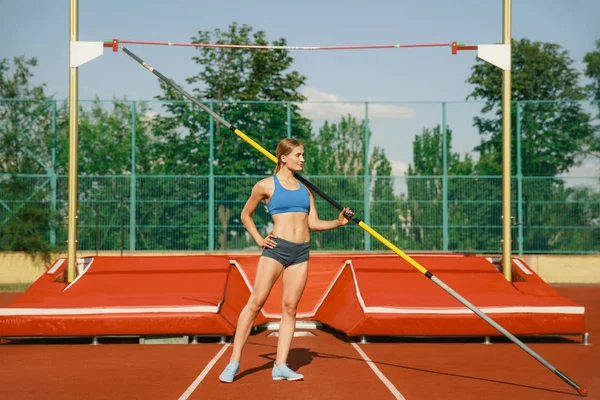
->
xmin=177 ymin=343 xmax=230 ymax=400
xmin=350 ymin=341 xmax=406 ymax=400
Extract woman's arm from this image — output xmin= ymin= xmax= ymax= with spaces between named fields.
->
xmin=307 ymin=189 xmax=354 ymax=232
xmin=241 ymin=180 xmax=277 ymax=248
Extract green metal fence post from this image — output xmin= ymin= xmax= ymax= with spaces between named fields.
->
xmin=208 ymin=102 xmax=215 ymax=251
xmin=364 ymin=102 xmax=371 ymax=251
xmin=286 ymin=102 xmax=292 ymax=139
xmin=130 ymin=101 xmax=136 ymax=251
xmin=516 ymin=101 xmax=524 ymax=255
xmin=442 ymin=102 xmax=449 ymax=251
xmin=50 ymin=100 xmax=57 ymax=248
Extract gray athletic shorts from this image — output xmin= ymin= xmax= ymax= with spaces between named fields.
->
xmin=262 ymin=237 xmax=311 ymax=268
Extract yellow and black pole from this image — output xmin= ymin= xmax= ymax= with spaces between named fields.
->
xmin=120 ymin=46 xmax=586 ymax=397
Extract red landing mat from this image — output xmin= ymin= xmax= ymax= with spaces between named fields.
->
xmin=231 ymin=254 xmax=351 ymax=320
xmin=0 ymin=255 xmax=251 ymax=337
xmin=0 ymin=254 xmax=585 ymax=338
xmin=315 ymin=254 xmax=585 ymax=336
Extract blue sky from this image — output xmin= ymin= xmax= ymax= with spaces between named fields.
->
xmin=1 ymin=0 xmax=599 ymax=179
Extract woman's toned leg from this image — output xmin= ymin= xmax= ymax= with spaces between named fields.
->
xmin=230 ymin=256 xmax=283 ymax=362
xmin=275 ymin=261 xmax=308 ymax=366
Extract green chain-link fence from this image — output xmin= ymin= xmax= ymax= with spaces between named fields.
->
xmin=1 ymin=99 xmax=598 ymax=254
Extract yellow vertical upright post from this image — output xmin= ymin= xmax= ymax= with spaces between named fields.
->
xmin=502 ymin=0 xmax=513 ymax=281
xmin=67 ymin=0 xmax=79 ymax=282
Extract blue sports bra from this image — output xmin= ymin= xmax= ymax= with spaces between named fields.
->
xmin=267 ymin=175 xmax=310 ymax=216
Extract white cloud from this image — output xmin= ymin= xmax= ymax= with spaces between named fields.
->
xmin=299 ymin=87 xmax=415 ymax=121
xmin=144 ymin=110 xmax=161 ymax=120
xmin=563 ymin=160 xmax=600 ymax=178
xmin=390 ymin=160 xmax=409 ymax=176
xmin=388 ymin=160 xmax=411 ymax=195
xmin=560 ymin=160 xmax=600 ymax=189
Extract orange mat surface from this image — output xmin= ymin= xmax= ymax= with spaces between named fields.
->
xmin=0 ymin=254 xmax=585 ymax=338
xmin=0 ymin=255 xmax=250 ymax=336
xmin=316 ymin=255 xmax=584 ymax=336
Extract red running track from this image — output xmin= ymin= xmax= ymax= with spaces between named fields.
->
xmin=0 ymin=286 xmax=597 ymax=400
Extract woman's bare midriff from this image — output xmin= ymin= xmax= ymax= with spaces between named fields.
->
xmin=271 ymin=212 xmax=310 ymax=243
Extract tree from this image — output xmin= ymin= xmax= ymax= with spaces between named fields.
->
xmin=405 ymin=125 xmax=481 ymax=250
xmin=152 ymin=23 xmax=311 ymax=250
xmin=0 ymin=56 xmax=55 ymax=260
xmin=0 ymin=56 xmax=53 ymax=174
xmin=584 ymin=39 xmax=600 ymax=101
xmin=305 ymin=116 xmax=365 ymax=250
xmin=52 ymin=99 xmax=158 ymax=251
xmin=521 ymin=179 xmax=599 ymax=252
xmin=583 ymin=39 xmax=600 ymax=158
xmin=368 ymin=147 xmax=399 ymax=250
xmin=52 ymin=99 xmax=151 ymax=175
xmin=467 ymin=38 xmax=593 ymax=176
xmin=467 ymin=39 xmax=597 ymax=253
xmin=306 ymin=114 xmax=395 ymax=250
xmin=405 ymin=125 xmax=445 ymax=250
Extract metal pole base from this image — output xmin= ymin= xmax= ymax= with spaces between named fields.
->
xmin=582 ymin=332 xmax=590 ymax=346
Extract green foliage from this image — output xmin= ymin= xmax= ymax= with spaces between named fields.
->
xmin=521 ymin=179 xmax=600 ymax=252
xmin=0 ymin=198 xmax=51 ymax=259
xmin=584 ymin=39 xmax=600 ymax=101
xmin=0 ymin=175 xmax=53 ymax=265
xmin=307 ymin=116 xmax=367 ymax=175
xmin=583 ymin=39 xmax=600 ymax=158
xmin=0 ymin=56 xmax=53 ymax=174
xmin=464 ymin=38 xmax=598 ymax=252
xmin=0 ymin=57 xmax=54 ymax=260
xmin=405 ymin=125 xmax=479 ymax=250
xmin=152 ymin=23 xmax=312 ymax=249
xmin=370 ymin=147 xmax=394 ymax=209
xmin=52 ymin=99 xmax=152 ymax=175
xmin=52 ymin=100 xmax=157 ymax=251
xmin=368 ymin=147 xmax=400 ymax=250
xmin=306 ymin=115 xmax=368 ymax=249
xmin=305 ymin=115 xmax=396 ymax=250
xmin=1 ymin=33 xmax=598 ymax=255
xmin=467 ymin=38 xmax=594 ymax=176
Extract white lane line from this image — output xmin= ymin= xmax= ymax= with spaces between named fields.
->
xmin=177 ymin=343 xmax=230 ymax=400
xmin=350 ymin=341 xmax=406 ymax=400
